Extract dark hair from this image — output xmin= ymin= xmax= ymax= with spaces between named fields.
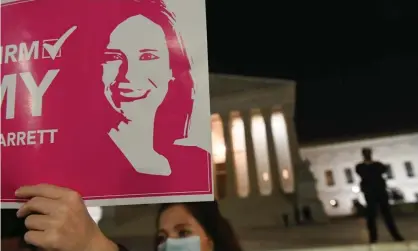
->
xmin=155 ymin=201 xmax=243 ymax=251
xmin=1 ymin=209 xmax=27 ymax=239
xmin=96 ymin=0 xmax=195 ymax=142
xmin=362 ymin=147 xmax=372 ymax=156
xmin=1 ymin=210 xmax=38 ymax=250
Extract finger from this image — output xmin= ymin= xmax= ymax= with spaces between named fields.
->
xmin=17 ymin=197 xmax=59 ymax=218
xmin=25 ymin=214 xmax=51 ymax=231
xmin=15 ymin=184 xmax=70 ymax=200
xmin=24 ymin=230 xmax=49 ymax=250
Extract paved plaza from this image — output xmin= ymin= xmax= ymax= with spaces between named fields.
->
xmin=110 ymin=215 xmax=418 ymax=251
xmin=238 ymin=216 xmax=418 ymax=250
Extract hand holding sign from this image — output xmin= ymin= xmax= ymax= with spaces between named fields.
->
xmin=15 ymin=184 xmax=118 ymax=251
xmin=1 ymin=0 xmax=213 ymax=207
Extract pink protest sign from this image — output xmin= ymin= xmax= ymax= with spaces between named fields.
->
xmin=1 ymin=0 xmax=213 ymax=207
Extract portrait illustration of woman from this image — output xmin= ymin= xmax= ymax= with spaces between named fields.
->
xmin=99 ymin=0 xmax=205 ymax=176
xmin=0 ymin=0 xmax=212 ymax=203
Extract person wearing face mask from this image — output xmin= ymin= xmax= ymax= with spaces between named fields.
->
xmin=155 ymin=202 xmax=242 ymax=251
xmin=12 ymin=184 xmax=242 ymax=251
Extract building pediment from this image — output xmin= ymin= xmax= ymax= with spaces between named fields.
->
xmin=209 ymin=74 xmax=296 ymax=113
xmin=209 ymin=73 xmax=295 ymax=98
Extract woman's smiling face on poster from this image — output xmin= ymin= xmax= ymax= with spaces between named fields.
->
xmin=102 ymin=14 xmax=172 ymax=121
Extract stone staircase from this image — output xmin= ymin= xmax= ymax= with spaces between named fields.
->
xmin=104 ymin=214 xmax=418 ymax=251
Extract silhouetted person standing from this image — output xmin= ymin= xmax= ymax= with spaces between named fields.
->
xmin=355 ymin=148 xmax=404 ymax=243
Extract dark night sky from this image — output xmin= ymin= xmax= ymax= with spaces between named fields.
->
xmin=205 ymin=0 xmax=418 ymax=143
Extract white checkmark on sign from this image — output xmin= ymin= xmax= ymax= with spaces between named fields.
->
xmin=43 ymin=26 xmax=78 ymax=60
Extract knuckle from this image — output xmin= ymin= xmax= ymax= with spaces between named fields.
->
xmin=25 ymin=197 xmax=35 ymax=207
xmin=20 ymin=198 xmax=39 ymax=215
xmin=31 ymin=196 xmax=43 ymax=204
xmin=24 ymin=214 xmax=34 ymax=226
xmin=26 ymin=197 xmax=43 ymax=209
xmin=67 ymin=190 xmax=82 ymax=202
xmin=37 ymin=183 xmax=50 ymax=190
xmin=19 ymin=203 xmax=28 ymax=213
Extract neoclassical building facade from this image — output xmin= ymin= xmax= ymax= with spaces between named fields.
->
xmin=97 ymin=74 xmax=326 ymax=249
xmin=300 ymin=132 xmax=418 ymax=217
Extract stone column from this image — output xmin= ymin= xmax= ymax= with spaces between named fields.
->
xmin=282 ymin=107 xmax=301 ymax=175
xmin=261 ymin=108 xmax=282 ymax=195
xmin=219 ymin=112 xmax=237 ymax=198
xmin=242 ymin=110 xmax=259 ymax=196
xmin=282 ymin=105 xmax=328 ymax=223
xmin=280 ymin=108 xmax=300 ymax=224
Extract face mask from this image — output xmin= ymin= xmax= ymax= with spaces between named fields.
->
xmin=158 ymin=236 xmax=201 ymax=251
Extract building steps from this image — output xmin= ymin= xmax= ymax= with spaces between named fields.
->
xmin=259 ymin=241 xmax=418 ymax=251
